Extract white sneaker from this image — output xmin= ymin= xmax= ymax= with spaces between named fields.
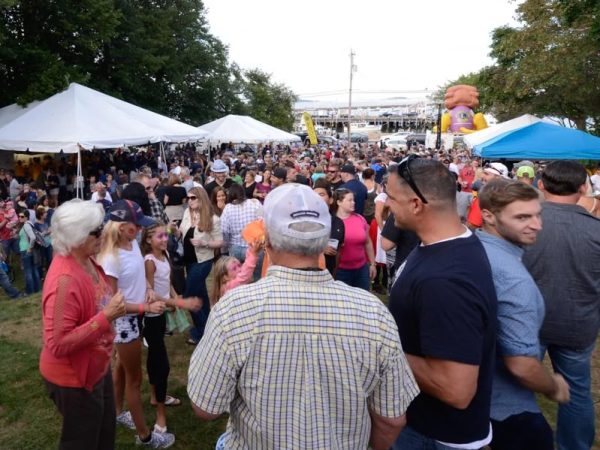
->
xmin=136 ymin=431 xmax=175 ymax=448
xmin=116 ymin=410 xmax=136 ymax=430
xmin=153 ymin=424 xmax=168 ymax=434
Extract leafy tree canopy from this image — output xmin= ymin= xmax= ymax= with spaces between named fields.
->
xmin=0 ymin=0 xmax=295 ymax=130
xmin=438 ymin=0 xmax=600 ymax=133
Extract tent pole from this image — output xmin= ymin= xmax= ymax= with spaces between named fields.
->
xmin=76 ymin=147 xmax=83 ymax=199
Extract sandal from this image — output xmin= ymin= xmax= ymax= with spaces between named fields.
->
xmin=164 ymin=395 xmax=181 ymax=406
xmin=186 ymin=338 xmax=198 ymax=346
xmin=151 ymin=395 xmax=181 ymax=407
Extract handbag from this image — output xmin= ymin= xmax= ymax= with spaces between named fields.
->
xmin=165 ymin=308 xmax=191 ymax=334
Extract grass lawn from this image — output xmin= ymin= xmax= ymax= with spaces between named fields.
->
xmin=0 ymin=293 xmax=227 ymax=450
xmin=1 ymin=290 xmax=599 ymax=449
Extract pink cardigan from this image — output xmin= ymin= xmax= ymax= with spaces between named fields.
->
xmin=40 ymin=254 xmax=115 ymax=391
xmin=220 ymin=248 xmax=258 ymax=298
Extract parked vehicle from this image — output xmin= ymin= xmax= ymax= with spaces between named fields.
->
xmin=294 ymin=133 xmax=339 ymax=146
xmin=405 ymin=133 xmax=427 ymax=146
xmin=386 ymin=137 xmax=408 ymax=150
xmin=382 ymin=131 xmax=411 ymax=144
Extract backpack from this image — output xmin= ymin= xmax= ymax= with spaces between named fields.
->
xmin=27 ymin=222 xmax=50 ymax=248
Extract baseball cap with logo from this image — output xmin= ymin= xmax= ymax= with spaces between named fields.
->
xmin=108 ymin=200 xmax=155 ymax=227
xmin=516 ymin=166 xmax=535 ymax=178
xmin=484 ymin=162 xmax=509 ymax=179
xmin=264 ymin=183 xmax=331 ymax=241
xmin=340 ymin=164 xmax=356 ymax=175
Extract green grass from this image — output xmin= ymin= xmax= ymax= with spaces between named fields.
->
xmin=0 ymin=293 xmax=226 ymax=450
xmin=0 ymin=289 xmax=599 ymax=449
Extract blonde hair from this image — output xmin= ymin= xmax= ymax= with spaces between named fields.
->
xmin=97 ymin=221 xmax=124 ymax=267
xmin=210 ymin=256 xmax=237 ymax=306
xmin=188 ymin=187 xmax=214 ymax=232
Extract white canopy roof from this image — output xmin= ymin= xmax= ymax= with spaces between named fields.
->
xmin=0 ymin=101 xmax=41 ymax=129
xmin=464 ymin=114 xmax=543 ymax=148
xmin=198 ymin=114 xmax=301 ymax=144
xmin=0 ymin=83 xmax=207 ymax=153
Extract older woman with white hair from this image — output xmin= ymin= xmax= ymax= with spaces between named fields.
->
xmin=40 ymin=199 xmax=126 ymax=450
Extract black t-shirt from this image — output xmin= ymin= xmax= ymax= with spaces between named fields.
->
xmin=244 ymin=182 xmax=256 ymax=200
xmin=205 ymin=178 xmax=233 ymax=197
xmin=388 ymin=233 xmax=497 ymax=444
xmin=330 ymin=179 xmax=343 ymax=191
xmin=380 ymin=214 xmax=420 ymax=271
xmin=325 ymin=215 xmax=345 ymax=276
xmin=156 ymin=185 xmax=187 ymax=206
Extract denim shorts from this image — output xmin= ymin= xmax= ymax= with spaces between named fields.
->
xmin=113 ymin=315 xmax=140 ymax=344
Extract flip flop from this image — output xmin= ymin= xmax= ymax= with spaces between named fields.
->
xmin=164 ymin=395 xmax=181 ymax=407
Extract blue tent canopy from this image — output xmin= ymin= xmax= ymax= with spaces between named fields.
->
xmin=473 ymin=122 xmax=600 ymax=160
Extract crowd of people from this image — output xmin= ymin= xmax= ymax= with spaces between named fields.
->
xmin=1 ymin=139 xmax=599 ymax=449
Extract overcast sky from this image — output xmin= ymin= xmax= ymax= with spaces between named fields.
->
xmin=202 ymin=0 xmax=520 ymax=101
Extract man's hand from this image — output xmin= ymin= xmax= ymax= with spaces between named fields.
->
xmin=547 ymin=373 xmax=570 ymax=404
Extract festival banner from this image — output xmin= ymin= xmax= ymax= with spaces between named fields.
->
xmin=303 ymin=112 xmax=318 ymax=145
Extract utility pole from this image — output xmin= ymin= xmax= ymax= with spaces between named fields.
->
xmin=347 ymin=50 xmax=356 ymax=145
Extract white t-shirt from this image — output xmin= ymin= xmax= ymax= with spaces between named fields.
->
xmin=91 ymin=191 xmax=113 ymax=203
xmin=591 ymin=173 xmax=600 ymax=193
xmin=101 ymin=239 xmax=146 ymax=315
xmin=144 ymin=253 xmax=171 ymax=318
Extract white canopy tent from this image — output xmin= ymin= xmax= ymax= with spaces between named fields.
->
xmin=463 ymin=114 xmax=545 ymax=148
xmin=0 ymin=101 xmax=41 ymax=129
xmin=198 ymin=114 xmax=301 ymax=144
xmin=0 ymin=83 xmax=208 ymax=197
xmin=0 ymin=83 xmax=207 ymax=153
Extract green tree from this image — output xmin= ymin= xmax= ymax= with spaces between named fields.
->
xmin=442 ymin=0 xmax=600 ymax=132
xmin=0 ymin=1 xmax=296 ymax=129
xmin=0 ymin=0 xmax=121 ymax=106
xmin=92 ymin=0 xmax=245 ymax=125
xmin=242 ymin=69 xmax=297 ymax=131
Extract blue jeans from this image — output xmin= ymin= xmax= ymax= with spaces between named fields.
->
xmin=393 ymin=426 xmax=461 ymax=450
xmin=0 ymin=266 xmax=19 ymax=298
xmin=230 ymin=244 xmax=264 ymax=281
xmin=490 ymin=411 xmax=553 ymax=450
xmin=540 ymin=341 xmax=596 ymax=450
xmin=2 ymin=238 xmax=19 ymax=259
xmin=21 ymin=251 xmax=41 ymax=295
xmin=184 ymin=260 xmax=213 ymax=343
xmin=335 ymin=264 xmax=370 ymax=291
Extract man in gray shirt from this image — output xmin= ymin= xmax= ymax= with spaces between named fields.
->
xmin=523 ymin=161 xmax=600 ymax=450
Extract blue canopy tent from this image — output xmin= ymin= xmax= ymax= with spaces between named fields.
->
xmin=473 ymin=122 xmax=600 ymax=160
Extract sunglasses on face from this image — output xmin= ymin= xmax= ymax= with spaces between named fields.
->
xmin=18 ymin=215 xmax=26 ymax=219
xmin=327 ymin=170 xmax=338 ymax=174
xmin=187 ymin=195 xmax=197 ymax=200
xmin=397 ymin=154 xmax=428 ymax=204
xmin=88 ymin=225 xmax=104 ymax=237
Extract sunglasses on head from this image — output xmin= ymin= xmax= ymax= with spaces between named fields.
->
xmin=89 ymin=225 xmax=104 ymax=237
xmin=397 ymin=154 xmax=428 ymax=204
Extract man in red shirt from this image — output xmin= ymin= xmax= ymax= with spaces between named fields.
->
xmin=467 ymin=163 xmax=509 ymax=229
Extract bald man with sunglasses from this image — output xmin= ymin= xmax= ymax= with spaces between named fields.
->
xmin=386 ymin=156 xmax=497 ymax=449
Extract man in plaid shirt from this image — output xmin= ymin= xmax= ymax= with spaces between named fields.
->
xmin=188 ymin=183 xmax=418 ymax=450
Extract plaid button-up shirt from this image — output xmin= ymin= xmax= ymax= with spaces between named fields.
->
xmin=188 ymin=266 xmax=418 ymax=449
xmin=149 ymin=198 xmax=169 ymax=225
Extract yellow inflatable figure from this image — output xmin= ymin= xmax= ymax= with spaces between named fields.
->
xmin=440 ymin=85 xmax=488 ymax=134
